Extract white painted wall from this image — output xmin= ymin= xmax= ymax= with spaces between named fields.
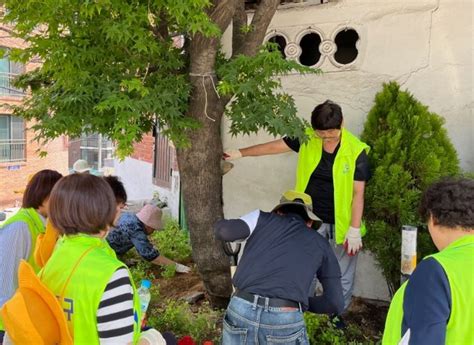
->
xmin=114 ymin=157 xmax=181 ymax=219
xmin=222 ymin=0 xmax=472 ymax=301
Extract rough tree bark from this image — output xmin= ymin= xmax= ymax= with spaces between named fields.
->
xmin=176 ymin=0 xmax=280 ymax=308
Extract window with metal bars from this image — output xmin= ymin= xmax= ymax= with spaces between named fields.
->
xmin=0 ymin=114 xmax=25 ymax=162
xmin=0 ymin=47 xmax=25 ymax=96
xmin=153 ymin=132 xmax=173 ymax=188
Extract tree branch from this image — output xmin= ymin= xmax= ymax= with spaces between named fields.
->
xmin=209 ymin=0 xmax=239 ymax=33
xmin=189 ymin=0 xmax=238 ymax=75
xmin=149 ymin=11 xmax=169 ymax=42
xmin=232 ymin=0 xmax=247 ymax=57
xmin=232 ymin=0 xmax=279 ymax=58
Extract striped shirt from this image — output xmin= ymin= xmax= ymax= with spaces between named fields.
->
xmin=97 ymin=267 xmax=135 ymax=344
xmin=0 ymin=214 xmax=44 ymax=308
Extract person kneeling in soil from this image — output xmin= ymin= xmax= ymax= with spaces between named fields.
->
xmin=215 ymin=191 xmax=344 ymax=344
xmin=34 ymin=174 xmax=165 ymax=344
xmin=107 ymin=203 xmax=191 ymax=274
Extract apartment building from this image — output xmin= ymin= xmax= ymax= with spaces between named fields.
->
xmin=0 ymin=23 xmax=68 ymax=209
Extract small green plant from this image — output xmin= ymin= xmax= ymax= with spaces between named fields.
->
xmin=161 ymin=264 xmax=177 ymax=279
xmin=148 ymin=300 xmax=223 ymax=343
xmin=129 ymin=260 xmax=155 ymax=286
xmin=304 ymin=313 xmax=345 ymax=345
xmin=361 ymin=81 xmax=460 ymax=295
xmin=152 ymin=218 xmax=192 ymax=262
xmin=304 ymin=313 xmax=374 ymax=345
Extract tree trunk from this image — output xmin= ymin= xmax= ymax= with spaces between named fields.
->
xmin=176 ymin=33 xmax=232 ymax=305
xmin=176 ymin=81 xmax=231 ymax=307
xmin=175 ymin=0 xmax=280 ymax=308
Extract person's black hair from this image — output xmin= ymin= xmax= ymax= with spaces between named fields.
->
xmin=103 ymin=175 xmax=127 ymax=204
xmin=311 ymin=100 xmax=343 ymax=130
xmin=419 ymin=177 xmax=474 ymax=229
xmin=276 ymin=203 xmax=309 ymax=222
xmin=23 ymin=170 xmax=63 ymax=209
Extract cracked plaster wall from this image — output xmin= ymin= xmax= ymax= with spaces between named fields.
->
xmin=222 ymin=0 xmax=472 ymax=301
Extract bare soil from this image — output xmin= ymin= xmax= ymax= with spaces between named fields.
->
xmin=345 ymin=297 xmax=389 ymax=341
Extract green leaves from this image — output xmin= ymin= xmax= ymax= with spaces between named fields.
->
xmin=361 ymin=81 xmax=460 ymax=292
xmin=217 ymin=44 xmax=319 ymax=141
xmin=151 ymin=218 xmax=192 ymax=262
xmin=2 ymin=0 xmax=217 ymax=157
xmin=3 ymin=0 xmax=316 ymax=157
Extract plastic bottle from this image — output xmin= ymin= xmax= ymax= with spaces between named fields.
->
xmin=137 ymin=279 xmax=152 ymax=325
xmin=400 ymin=225 xmax=417 ymax=284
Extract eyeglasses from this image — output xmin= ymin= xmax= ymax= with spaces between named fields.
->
xmin=314 ymin=129 xmax=341 ymax=141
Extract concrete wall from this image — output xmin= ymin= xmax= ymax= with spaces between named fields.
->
xmin=222 ymin=0 xmax=472 ymax=301
xmin=114 ymin=157 xmax=181 ymax=219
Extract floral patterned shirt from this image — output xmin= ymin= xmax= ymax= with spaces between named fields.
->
xmin=106 ymin=212 xmax=160 ymax=261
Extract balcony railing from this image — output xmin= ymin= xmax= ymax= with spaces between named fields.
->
xmin=0 ymin=139 xmax=26 ymax=162
xmin=0 ymin=72 xmax=26 ymax=96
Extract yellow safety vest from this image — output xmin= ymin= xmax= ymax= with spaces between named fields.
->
xmin=383 ymin=235 xmax=474 ymax=344
xmin=40 ymin=234 xmax=141 ymax=344
xmin=1 ymin=208 xmax=45 ymax=272
xmin=295 ymin=127 xmax=369 ymax=244
xmin=0 ymin=208 xmax=45 ymax=331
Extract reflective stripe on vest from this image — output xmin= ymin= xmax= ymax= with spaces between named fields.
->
xmin=295 ymin=127 xmax=369 ymax=244
xmin=383 ymin=235 xmax=474 ymax=345
xmin=40 ymin=234 xmax=141 ymax=344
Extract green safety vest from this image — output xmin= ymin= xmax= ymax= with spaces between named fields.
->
xmin=295 ymin=127 xmax=370 ymax=244
xmin=0 ymin=208 xmax=45 ymax=272
xmin=383 ymin=235 xmax=474 ymax=345
xmin=39 ymin=234 xmax=141 ymax=344
xmin=0 ymin=208 xmax=45 ymax=331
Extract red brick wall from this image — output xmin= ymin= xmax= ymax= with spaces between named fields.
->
xmin=131 ymin=133 xmax=154 ymax=163
xmin=0 ymin=122 xmax=69 ymax=209
xmin=0 ymin=25 xmax=68 ymax=209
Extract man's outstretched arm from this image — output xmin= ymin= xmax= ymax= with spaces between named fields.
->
xmin=214 ymin=219 xmax=250 ymax=242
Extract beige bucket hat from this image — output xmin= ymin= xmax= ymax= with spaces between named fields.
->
xmin=136 ymin=204 xmax=163 ymax=230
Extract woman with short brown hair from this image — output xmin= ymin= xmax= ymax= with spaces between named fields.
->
xmin=40 ymin=174 xmax=163 ymax=344
xmin=0 ymin=169 xmax=62 ymax=341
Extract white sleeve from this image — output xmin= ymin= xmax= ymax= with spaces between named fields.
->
xmin=239 ymin=209 xmax=260 ymax=237
xmin=0 ymin=222 xmax=32 ymax=307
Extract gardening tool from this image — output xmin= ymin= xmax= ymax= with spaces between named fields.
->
xmin=223 ymin=241 xmax=241 ymax=292
xmin=221 ymin=160 xmax=234 ymax=175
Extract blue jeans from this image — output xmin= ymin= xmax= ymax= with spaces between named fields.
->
xmin=222 ymin=296 xmax=309 ymax=344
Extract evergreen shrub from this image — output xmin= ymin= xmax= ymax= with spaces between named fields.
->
xmin=361 ymin=82 xmax=460 ymax=295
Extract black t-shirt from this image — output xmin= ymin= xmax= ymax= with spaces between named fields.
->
xmin=283 ymin=136 xmax=370 ymax=224
xmin=232 ymin=211 xmax=341 ymax=309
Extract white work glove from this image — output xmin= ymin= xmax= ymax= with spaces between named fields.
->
xmin=223 ymin=149 xmax=242 ymax=161
xmin=140 ymin=328 xmax=167 ymax=345
xmin=344 ymin=226 xmax=362 ymax=256
xmin=175 ymin=263 xmax=191 ymax=273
